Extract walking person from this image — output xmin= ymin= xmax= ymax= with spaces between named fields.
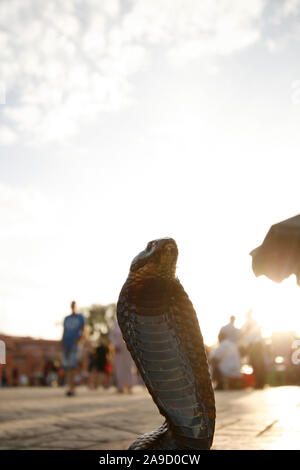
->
xmin=241 ymin=310 xmax=265 ymax=389
xmin=109 ymin=319 xmax=133 ymax=393
xmin=219 ymin=315 xmax=240 ymax=343
xmin=210 ymin=331 xmax=242 ymax=390
xmin=62 ymin=300 xmax=85 ymax=396
xmin=88 ymin=341 xmax=109 ymax=389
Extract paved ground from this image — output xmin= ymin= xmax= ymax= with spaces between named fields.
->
xmin=0 ymin=385 xmax=299 ymax=450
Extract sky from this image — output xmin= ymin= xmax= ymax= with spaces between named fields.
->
xmin=1 ymin=0 xmax=300 ymax=345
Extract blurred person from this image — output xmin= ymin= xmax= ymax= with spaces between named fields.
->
xmin=241 ymin=310 xmax=265 ymax=389
xmin=12 ymin=367 xmax=19 ymax=387
xmin=46 ymin=369 xmax=58 ymax=387
xmin=43 ymin=360 xmax=54 ymax=386
xmin=219 ymin=315 xmax=240 ymax=343
xmin=88 ymin=341 xmax=110 ymax=389
xmin=62 ymin=300 xmax=85 ymax=396
xmin=104 ymin=344 xmax=113 ymax=388
xmin=210 ymin=331 xmax=242 ymax=390
xmin=88 ymin=345 xmax=97 ymax=389
xmin=57 ymin=366 xmax=65 ymax=386
xmin=96 ymin=340 xmax=111 ymax=388
xmin=1 ymin=368 xmax=7 ymax=387
xmin=19 ymin=374 xmax=28 ymax=386
xmin=109 ymin=319 xmax=133 ymax=393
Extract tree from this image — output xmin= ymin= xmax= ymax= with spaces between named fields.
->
xmin=86 ymin=303 xmax=116 ymax=343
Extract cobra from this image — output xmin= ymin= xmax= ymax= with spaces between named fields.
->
xmin=117 ymin=238 xmax=215 ymax=450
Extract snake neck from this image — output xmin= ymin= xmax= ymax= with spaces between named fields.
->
xmin=120 ymin=276 xmax=179 ymax=309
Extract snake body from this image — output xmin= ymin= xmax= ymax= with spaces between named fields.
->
xmin=117 ymin=238 xmax=215 ymax=450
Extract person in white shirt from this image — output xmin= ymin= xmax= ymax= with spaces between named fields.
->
xmin=219 ymin=316 xmax=240 ymax=343
xmin=210 ymin=331 xmax=241 ymax=390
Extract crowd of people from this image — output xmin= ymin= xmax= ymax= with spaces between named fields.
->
xmin=2 ymin=301 xmax=299 ymax=392
xmin=209 ymin=310 xmax=276 ymax=390
xmin=61 ymin=301 xmax=139 ymax=397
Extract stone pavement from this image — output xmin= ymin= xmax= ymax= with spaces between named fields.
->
xmin=0 ymin=385 xmax=299 ymax=450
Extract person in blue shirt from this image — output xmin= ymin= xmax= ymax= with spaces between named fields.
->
xmin=62 ymin=300 xmax=85 ymax=396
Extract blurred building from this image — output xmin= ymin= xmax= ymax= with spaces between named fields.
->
xmin=270 ymin=331 xmax=297 ymax=359
xmin=0 ymin=334 xmax=61 ymax=386
xmin=269 ymin=331 xmax=300 ymax=385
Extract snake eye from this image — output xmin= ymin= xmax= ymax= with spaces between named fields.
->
xmin=147 ymin=241 xmax=157 ymax=251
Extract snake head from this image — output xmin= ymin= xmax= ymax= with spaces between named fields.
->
xmin=130 ymin=238 xmax=178 ymax=280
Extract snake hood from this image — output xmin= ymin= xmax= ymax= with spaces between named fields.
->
xmin=117 ymin=238 xmax=216 ymax=450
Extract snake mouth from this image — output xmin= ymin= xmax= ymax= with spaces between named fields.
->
xmin=130 ymin=238 xmax=178 ymax=274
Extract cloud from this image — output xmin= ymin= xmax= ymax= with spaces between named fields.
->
xmin=0 ymin=125 xmax=17 ymax=146
xmin=122 ymin=0 xmax=265 ymax=63
xmin=0 ymin=183 xmax=52 ymax=302
xmin=279 ymin=0 xmax=300 ymax=17
xmin=266 ymin=0 xmax=300 ymax=30
xmin=263 ymin=0 xmax=300 ymax=52
xmin=0 ymin=0 xmax=146 ymax=144
xmin=0 ymin=0 xmax=265 ymax=144
xmin=0 ymin=183 xmax=53 ymax=241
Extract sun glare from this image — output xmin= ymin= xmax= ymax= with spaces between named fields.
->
xmin=251 ymin=275 xmax=300 ymax=337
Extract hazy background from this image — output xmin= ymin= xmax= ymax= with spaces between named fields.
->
xmin=1 ymin=0 xmax=300 ymax=345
